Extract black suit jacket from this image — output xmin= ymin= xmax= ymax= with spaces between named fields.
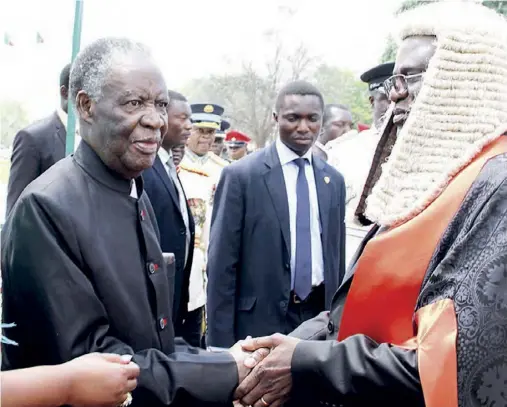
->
xmin=207 ymin=142 xmax=346 ymax=347
xmin=143 ymin=155 xmax=195 ymax=322
xmin=2 ymin=141 xmax=237 ymax=406
xmin=6 ymin=112 xmax=66 ymax=216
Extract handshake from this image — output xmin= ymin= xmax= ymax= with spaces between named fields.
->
xmin=227 ymin=334 xmax=301 ymax=407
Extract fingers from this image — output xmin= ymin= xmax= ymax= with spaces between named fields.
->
xmin=240 ymin=381 xmax=268 ymax=407
xmin=244 ymin=347 xmax=270 ymax=369
xmin=234 ymin=364 xmax=262 ymax=400
xmin=123 ymin=362 xmax=141 ymax=379
xmin=126 ymin=378 xmax=138 ymax=393
xmin=241 ymin=335 xmax=276 ymax=352
xmin=120 ymin=354 xmax=134 ymax=364
xmin=99 ymin=353 xmax=124 ymax=363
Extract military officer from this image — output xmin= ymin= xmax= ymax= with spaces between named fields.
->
xmin=211 ymin=119 xmax=230 ymax=160
xmin=181 ymin=103 xmax=229 ymax=183
xmin=179 ymin=104 xmax=228 ymax=347
xmin=225 ymin=130 xmax=251 ymax=161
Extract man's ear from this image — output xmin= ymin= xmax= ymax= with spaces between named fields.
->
xmin=273 ymin=111 xmax=278 ymax=123
xmin=60 ymin=85 xmax=68 ymax=100
xmin=76 ymin=90 xmax=94 ymax=124
xmin=369 ymin=95 xmax=374 ymax=107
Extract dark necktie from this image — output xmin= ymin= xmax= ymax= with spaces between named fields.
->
xmin=294 ymin=157 xmax=312 ymax=300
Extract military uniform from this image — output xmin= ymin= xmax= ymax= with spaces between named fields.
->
xmin=178 ymin=104 xmax=227 ymax=343
xmin=177 ymin=164 xmax=214 ymax=315
xmin=225 ymin=130 xmax=251 ymax=161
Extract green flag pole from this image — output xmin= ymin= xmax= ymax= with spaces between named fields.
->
xmin=66 ymin=0 xmax=84 ymax=156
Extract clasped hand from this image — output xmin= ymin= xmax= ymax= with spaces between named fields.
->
xmin=229 ymin=334 xmax=300 ymax=407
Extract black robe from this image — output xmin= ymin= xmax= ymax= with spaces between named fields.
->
xmin=1 ymin=141 xmax=237 ymax=407
xmin=289 ymin=153 xmax=507 ymax=407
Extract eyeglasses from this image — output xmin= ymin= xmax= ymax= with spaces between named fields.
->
xmin=383 ymin=73 xmax=425 ymax=96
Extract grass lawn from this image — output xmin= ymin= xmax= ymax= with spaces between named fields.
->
xmin=0 ymin=159 xmax=9 ymax=184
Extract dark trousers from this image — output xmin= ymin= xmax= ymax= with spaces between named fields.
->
xmin=287 ymin=284 xmax=325 ymax=332
xmin=174 ymin=306 xmax=204 ymax=348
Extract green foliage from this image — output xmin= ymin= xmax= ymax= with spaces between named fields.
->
xmin=0 ymin=100 xmax=30 ymax=148
xmin=483 ymin=1 xmax=507 ymax=15
xmin=380 ymin=35 xmax=398 ymax=64
xmin=313 ymin=64 xmax=371 ymax=125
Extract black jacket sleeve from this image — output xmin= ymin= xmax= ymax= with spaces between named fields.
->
xmin=289 ymin=311 xmax=329 ymax=340
xmin=290 ymin=336 xmax=423 ymax=407
xmin=6 ymin=130 xmax=40 ymax=215
xmin=1 ymin=194 xmax=237 ymax=407
xmin=206 ymin=166 xmax=244 ymax=347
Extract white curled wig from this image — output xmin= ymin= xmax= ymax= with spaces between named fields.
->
xmin=365 ymin=1 xmax=507 ymax=227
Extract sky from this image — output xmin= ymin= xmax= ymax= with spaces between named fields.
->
xmin=0 ymin=0 xmax=403 ymax=119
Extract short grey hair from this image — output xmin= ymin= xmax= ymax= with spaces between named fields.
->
xmin=69 ymin=37 xmax=152 ymax=104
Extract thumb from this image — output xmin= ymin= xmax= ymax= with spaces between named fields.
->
xmin=99 ymin=353 xmax=125 ymax=363
xmin=244 ymin=347 xmax=270 ymax=369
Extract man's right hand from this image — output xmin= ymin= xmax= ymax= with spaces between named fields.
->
xmin=61 ymin=352 xmax=140 ymax=407
xmin=229 ymin=338 xmax=271 ymax=383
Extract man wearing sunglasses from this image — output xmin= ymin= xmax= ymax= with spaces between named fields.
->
xmin=233 ymin=3 xmax=507 ymax=407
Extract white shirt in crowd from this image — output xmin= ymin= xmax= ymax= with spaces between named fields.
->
xmin=275 ymin=138 xmax=324 ymax=288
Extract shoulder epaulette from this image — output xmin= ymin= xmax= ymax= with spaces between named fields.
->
xmin=208 ymin=152 xmax=229 ymax=167
xmin=178 ymin=164 xmax=210 ymax=177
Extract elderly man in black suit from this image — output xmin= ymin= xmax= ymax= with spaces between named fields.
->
xmin=207 ymin=81 xmax=346 ymax=348
xmin=2 ymin=37 xmax=269 ymax=407
xmin=143 ymin=90 xmax=200 ymax=347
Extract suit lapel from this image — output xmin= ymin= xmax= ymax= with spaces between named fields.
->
xmin=263 ymin=144 xmax=291 ymax=256
xmin=313 ymin=157 xmax=331 ymax=252
xmin=153 ymin=156 xmax=182 ymax=217
xmin=54 ymin=112 xmax=66 ymax=147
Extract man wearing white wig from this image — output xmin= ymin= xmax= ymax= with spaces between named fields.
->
xmin=233 ymin=2 xmax=507 ymax=407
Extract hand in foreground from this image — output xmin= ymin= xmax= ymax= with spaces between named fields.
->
xmin=62 ymin=352 xmax=140 ymax=407
xmin=229 ymin=337 xmax=271 ymax=383
xmin=234 ymin=334 xmax=300 ymax=407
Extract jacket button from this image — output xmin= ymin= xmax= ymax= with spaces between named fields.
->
xmin=285 ymin=263 xmax=290 ymax=270
xmin=327 ymin=321 xmax=334 ymax=334
xmin=180 ymin=228 xmax=186 ymax=235
xmin=148 ymin=263 xmax=156 ymax=274
xmin=280 ymin=300 xmax=288 ymax=309
xmin=159 ymin=317 xmax=167 ymax=330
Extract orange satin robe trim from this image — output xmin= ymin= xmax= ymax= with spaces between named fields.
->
xmin=338 ymin=137 xmax=507 ymax=407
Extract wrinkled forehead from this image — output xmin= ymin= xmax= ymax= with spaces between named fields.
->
xmin=394 ymin=35 xmax=437 ymax=75
xmin=103 ymin=56 xmax=167 ymax=98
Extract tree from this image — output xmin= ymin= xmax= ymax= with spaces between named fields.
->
xmin=0 ymin=100 xmax=30 ymax=148
xmin=380 ymin=35 xmax=398 ymax=63
xmin=313 ymin=65 xmax=371 ymax=125
xmin=379 ymin=0 xmax=507 ymax=62
xmin=184 ymin=31 xmax=316 ymax=148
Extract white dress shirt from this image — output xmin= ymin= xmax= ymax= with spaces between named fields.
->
xmin=276 ymin=138 xmax=324 ymax=287
xmin=158 ymin=148 xmax=191 ymax=265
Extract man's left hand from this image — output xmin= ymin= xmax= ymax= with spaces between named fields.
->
xmin=234 ymin=334 xmax=300 ymax=407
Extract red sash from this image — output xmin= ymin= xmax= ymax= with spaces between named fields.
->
xmin=338 ymin=137 xmax=507 ymax=407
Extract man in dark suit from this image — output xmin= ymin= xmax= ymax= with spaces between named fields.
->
xmin=143 ymin=91 xmax=199 ymax=346
xmin=6 ymin=63 xmax=72 ymax=215
xmin=207 ymin=80 xmax=346 ymax=348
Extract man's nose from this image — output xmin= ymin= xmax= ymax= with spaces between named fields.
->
xmin=390 ymin=87 xmax=409 ymax=103
xmin=297 ymin=120 xmax=310 ymax=133
xmin=140 ymin=106 xmax=165 ymax=129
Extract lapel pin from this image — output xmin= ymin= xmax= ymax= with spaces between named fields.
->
xmin=324 ymin=176 xmax=330 ymax=184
